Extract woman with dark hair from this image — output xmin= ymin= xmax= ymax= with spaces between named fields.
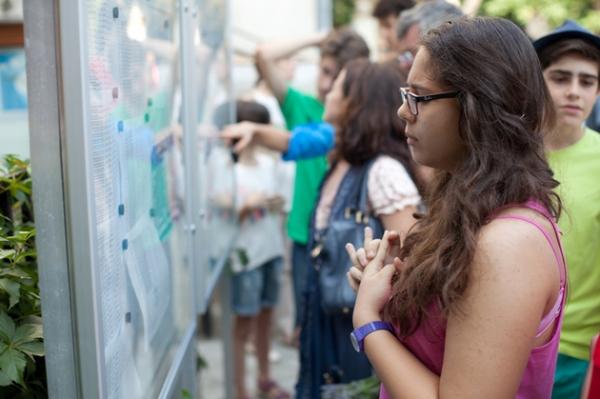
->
xmin=222 ymin=59 xmax=422 ymax=397
xmin=347 ymin=17 xmax=566 ymax=398
xmin=296 ymin=59 xmax=421 ymax=398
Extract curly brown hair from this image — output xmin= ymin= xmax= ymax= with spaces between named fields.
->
xmin=383 ymin=17 xmax=562 ymax=335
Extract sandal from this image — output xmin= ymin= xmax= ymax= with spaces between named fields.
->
xmin=257 ymin=378 xmax=291 ymax=399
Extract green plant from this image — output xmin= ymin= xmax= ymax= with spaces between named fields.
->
xmin=0 ymin=155 xmax=46 ymax=398
xmin=480 ymin=0 xmax=600 ymax=33
xmin=321 ymin=375 xmax=380 ymax=398
xmin=333 ymin=0 xmax=356 ymax=28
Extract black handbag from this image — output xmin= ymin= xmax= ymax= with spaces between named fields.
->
xmin=310 ymin=160 xmax=383 ymax=314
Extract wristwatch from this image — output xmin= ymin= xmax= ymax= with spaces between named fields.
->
xmin=350 ymin=321 xmax=394 ymax=352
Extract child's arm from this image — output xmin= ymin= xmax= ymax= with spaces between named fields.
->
xmin=221 ymin=122 xmax=334 ymax=160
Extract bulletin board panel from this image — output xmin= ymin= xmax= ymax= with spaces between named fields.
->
xmin=82 ymin=2 xmax=195 ymax=397
xmin=190 ymin=0 xmax=238 ymax=313
xmin=83 ymin=0 xmax=193 ymax=398
xmin=24 ymin=0 xmax=219 ymax=397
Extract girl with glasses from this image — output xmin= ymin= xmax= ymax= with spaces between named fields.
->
xmin=347 ymin=17 xmax=566 ymax=398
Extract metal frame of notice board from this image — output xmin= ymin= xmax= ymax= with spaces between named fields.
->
xmin=23 ymin=0 xmax=233 ymax=396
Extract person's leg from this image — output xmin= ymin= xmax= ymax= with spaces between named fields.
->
xmin=231 ymin=269 xmax=262 ymax=399
xmin=291 ymin=242 xmax=310 ymax=343
xmin=255 ymin=307 xmax=273 ymax=381
xmin=552 ymin=353 xmax=589 ymax=399
xmin=256 ymin=257 xmax=290 ymax=398
xmin=233 ymin=315 xmax=254 ymax=399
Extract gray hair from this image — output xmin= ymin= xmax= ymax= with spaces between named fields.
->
xmin=396 ymin=0 xmax=464 ymax=39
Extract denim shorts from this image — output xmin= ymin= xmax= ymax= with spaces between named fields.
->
xmin=230 ymin=257 xmax=283 ymax=316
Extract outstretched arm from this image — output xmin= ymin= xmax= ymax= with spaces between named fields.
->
xmin=221 ymin=122 xmax=334 ymax=160
xmin=221 ymin=122 xmax=291 ymax=153
xmin=255 ymin=33 xmax=326 ymax=103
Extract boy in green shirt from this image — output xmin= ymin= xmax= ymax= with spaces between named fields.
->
xmin=255 ymin=29 xmax=369 ymax=340
xmin=534 ymin=20 xmax=600 ymax=398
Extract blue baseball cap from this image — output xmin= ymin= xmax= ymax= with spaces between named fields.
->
xmin=533 ymin=20 xmax=600 ymax=53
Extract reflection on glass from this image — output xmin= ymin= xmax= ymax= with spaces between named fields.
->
xmin=193 ymin=0 xmax=235 ymax=296
xmin=0 ymin=49 xmax=29 ymax=158
xmin=84 ymin=1 xmax=192 ymax=397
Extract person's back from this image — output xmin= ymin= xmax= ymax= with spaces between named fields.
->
xmin=533 ymin=21 xmax=600 ymax=399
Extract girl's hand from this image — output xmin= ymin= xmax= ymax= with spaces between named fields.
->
xmin=346 ymin=226 xmax=379 ymax=291
xmin=345 ymin=227 xmax=402 ymax=291
xmin=221 ymin=121 xmax=256 ymax=153
xmin=353 ymin=231 xmax=406 ymax=327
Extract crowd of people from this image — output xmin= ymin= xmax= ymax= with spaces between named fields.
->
xmin=217 ymin=0 xmax=600 ymax=398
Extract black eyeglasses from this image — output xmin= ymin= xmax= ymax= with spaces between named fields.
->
xmin=400 ymin=87 xmax=460 ymax=116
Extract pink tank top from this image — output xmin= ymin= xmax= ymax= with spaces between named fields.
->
xmin=379 ymin=200 xmax=567 ymax=399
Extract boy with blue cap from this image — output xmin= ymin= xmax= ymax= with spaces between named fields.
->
xmin=533 ymin=20 xmax=600 ymax=399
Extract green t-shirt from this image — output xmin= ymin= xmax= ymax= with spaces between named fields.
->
xmin=547 ymin=129 xmax=600 ymax=360
xmin=281 ymin=87 xmax=328 ymax=244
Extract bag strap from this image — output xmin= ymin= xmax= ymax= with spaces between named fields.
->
xmin=310 ymin=159 xmax=376 ymax=249
xmin=355 ymin=159 xmax=376 ymax=213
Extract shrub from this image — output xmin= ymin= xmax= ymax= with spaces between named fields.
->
xmin=0 ymin=155 xmax=46 ymax=398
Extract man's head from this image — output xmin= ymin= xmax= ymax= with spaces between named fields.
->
xmin=534 ymin=21 xmax=600 ymax=130
xmin=372 ymin=0 xmax=415 ymax=51
xmin=317 ymin=28 xmax=370 ymax=101
xmin=395 ymin=0 xmax=463 ymax=70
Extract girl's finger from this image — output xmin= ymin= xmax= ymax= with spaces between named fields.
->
xmin=345 ymin=243 xmax=359 ymax=267
xmin=387 ymin=230 xmax=401 ymax=247
xmin=346 ymin=271 xmax=359 ymax=291
xmin=365 ymin=231 xmax=390 ymax=273
xmin=348 ymin=266 xmax=363 ymax=282
xmin=366 ymin=239 xmax=381 ymax=259
xmin=356 ymin=248 xmax=368 ymax=268
xmin=233 ymin=134 xmax=252 ymax=153
xmin=380 ymin=263 xmax=396 ymax=282
xmin=363 ymin=226 xmax=373 ymax=249
xmin=393 ymin=257 xmax=406 ymax=273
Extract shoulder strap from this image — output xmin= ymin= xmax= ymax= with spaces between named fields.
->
xmin=356 ymin=159 xmax=376 ymax=213
xmin=494 ymin=211 xmax=567 ymax=337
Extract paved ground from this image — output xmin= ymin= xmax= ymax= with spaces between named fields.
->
xmin=197 ymin=337 xmax=299 ymax=399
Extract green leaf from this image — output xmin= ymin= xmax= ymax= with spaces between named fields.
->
xmin=20 ymin=315 xmax=42 ymax=326
xmin=0 ymin=367 xmax=12 ymax=386
xmin=0 ymin=268 xmax=30 ymax=280
xmin=236 ymin=248 xmax=249 ymax=267
xmin=18 ymin=341 xmax=44 ymax=358
xmin=0 ymin=250 xmax=15 ymax=261
xmin=14 ymin=323 xmax=43 ymax=344
xmin=15 ymin=250 xmax=37 ymax=265
xmin=0 ymin=278 xmax=21 ymax=309
xmin=0 ymin=311 xmax=16 ymax=341
xmin=0 ymin=344 xmax=27 ymax=386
